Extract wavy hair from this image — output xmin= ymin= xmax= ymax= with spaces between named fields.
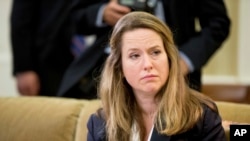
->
xmin=98 ymin=11 xmax=216 ymax=141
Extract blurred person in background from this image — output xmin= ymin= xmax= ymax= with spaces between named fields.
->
xmin=57 ymin=0 xmax=230 ymax=98
xmin=10 ymin=0 xmax=75 ymax=96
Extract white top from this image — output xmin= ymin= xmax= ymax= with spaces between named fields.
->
xmin=130 ymin=122 xmax=154 ymax=141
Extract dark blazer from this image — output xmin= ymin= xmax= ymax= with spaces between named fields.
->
xmin=87 ymin=105 xmax=227 ymax=141
xmin=10 ymin=0 xmax=75 ymax=95
xmin=57 ymin=0 xmax=230 ymax=98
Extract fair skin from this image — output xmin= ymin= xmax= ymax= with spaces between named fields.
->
xmin=121 ymin=28 xmax=169 ymax=140
xmin=103 ymin=0 xmax=131 ymax=26
xmin=16 ymin=71 xmax=40 ymax=96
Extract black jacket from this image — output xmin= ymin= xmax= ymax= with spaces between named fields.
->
xmin=10 ymin=0 xmax=75 ymax=95
xmin=87 ymin=105 xmax=226 ymax=141
xmin=10 ymin=0 xmax=74 ymax=74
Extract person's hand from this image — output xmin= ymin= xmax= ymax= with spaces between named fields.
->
xmin=179 ymin=58 xmax=189 ymax=76
xmin=222 ymin=120 xmax=250 ymax=129
xmin=16 ymin=71 xmax=40 ymax=96
xmin=103 ymin=0 xmax=131 ymax=26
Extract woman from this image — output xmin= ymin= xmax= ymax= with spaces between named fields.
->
xmin=87 ymin=11 xmax=226 ymax=141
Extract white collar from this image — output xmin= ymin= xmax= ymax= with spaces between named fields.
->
xmin=130 ymin=122 xmax=154 ymax=141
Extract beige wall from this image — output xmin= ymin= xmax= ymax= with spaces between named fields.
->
xmin=204 ymin=0 xmax=238 ymax=76
xmin=0 ymin=0 xmax=18 ymax=97
xmin=203 ymin=0 xmax=250 ymax=84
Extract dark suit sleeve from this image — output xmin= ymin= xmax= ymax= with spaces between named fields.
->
xmin=72 ymin=0 xmax=110 ymax=35
xmin=200 ymin=105 xmax=227 ymax=141
xmin=179 ymin=0 xmax=230 ymax=70
xmin=10 ymin=0 xmax=37 ymax=75
xmin=87 ymin=113 xmax=106 ymax=141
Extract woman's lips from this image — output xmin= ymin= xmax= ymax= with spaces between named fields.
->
xmin=141 ymin=74 xmax=157 ymax=80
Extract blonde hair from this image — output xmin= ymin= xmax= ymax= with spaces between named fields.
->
xmin=98 ymin=11 xmax=216 ymax=141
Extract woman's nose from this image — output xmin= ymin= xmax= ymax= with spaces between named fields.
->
xmin=143 ymin=55 xmax=153 ymax=71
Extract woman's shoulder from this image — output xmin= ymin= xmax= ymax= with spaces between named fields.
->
xmin=88 ymin=113 xmax=105 ymax=125
xmin=87 ymin=109 xmax=106 ymax=141
xmin=202 ymin=102 xmax=220 ymax=120
xmin=174 ymin=101 xmax=226 ymax=140
xmin=192 ymin=103 xmax=226 ymax=140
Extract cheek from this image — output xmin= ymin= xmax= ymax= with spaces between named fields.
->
xmin=124 ymin=71 xmax=137 ymax=85
xmin=159 ymin=57 xmax=169 ymax=81
xmin=122 ymin=60 xmax=139 ymax=85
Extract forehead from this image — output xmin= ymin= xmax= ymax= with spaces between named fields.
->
xmin=122 ymin=28 xmax=161 ymax=42
xmin=122 ymin=27 xmax=158 ymax=37
xmin=121 ymin=28 xmax=163 ymax=49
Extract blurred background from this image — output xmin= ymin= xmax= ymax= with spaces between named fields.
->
xmin=0 ymin=0 xmax=249 ymax=97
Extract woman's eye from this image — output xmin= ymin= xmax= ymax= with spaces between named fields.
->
xmin=152 ymin=50 xmax=161 ymax=56
xmin=129 ymin=53 xmax=140 ymax=59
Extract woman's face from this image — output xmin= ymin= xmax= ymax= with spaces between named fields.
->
xmin=121 ymin=28 xmax=169 ymax=97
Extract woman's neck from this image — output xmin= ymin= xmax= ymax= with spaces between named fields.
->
xmin=136 ymin=94 xmax=158 ymax=117
xmin=134 ymin=92 xmax=158 ymax=140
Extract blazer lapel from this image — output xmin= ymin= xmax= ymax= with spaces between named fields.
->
xmin=150 ymin=127 xmax=171 ymax=141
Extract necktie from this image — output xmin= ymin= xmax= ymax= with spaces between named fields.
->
xmin=71 ymin=35 xmax=86 ymax=58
